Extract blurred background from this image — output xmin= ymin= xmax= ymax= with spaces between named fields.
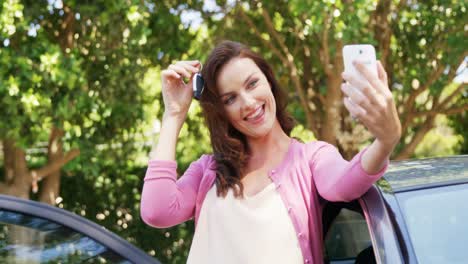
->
xmin=0 ymin=0 xmax=466 ymax=263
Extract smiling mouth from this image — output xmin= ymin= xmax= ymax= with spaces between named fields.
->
xmin=244 ymin=104 xmax=265 ymax=122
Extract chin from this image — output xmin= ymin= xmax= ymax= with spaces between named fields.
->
xmin=243 ymin=120 xmax=276 ymax=139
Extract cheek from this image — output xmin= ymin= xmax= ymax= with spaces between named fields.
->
xmin=224 ymin=105 xmax=241 ymax=122
xmin=265 ymin=91 xmax=276 ymax=110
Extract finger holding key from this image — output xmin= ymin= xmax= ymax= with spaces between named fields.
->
xmin=161 ymin=60 xmax=201 ymax=119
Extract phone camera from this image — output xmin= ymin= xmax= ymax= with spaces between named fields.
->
xmin=359 ymin=49 xmax=363 ymax=54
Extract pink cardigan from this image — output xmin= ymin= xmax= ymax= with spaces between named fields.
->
xmin=141 ymin=139 xmax=388 ymax=264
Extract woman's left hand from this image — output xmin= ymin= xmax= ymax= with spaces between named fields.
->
xmin=341 ymin=60 xmax=402 ymax=151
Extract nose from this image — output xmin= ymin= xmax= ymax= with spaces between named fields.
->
xmin=240 ymin=91 xmax=256 ymax=111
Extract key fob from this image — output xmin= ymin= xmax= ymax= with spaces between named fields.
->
xmin=192 ymin=73 xmax=204 ymax=100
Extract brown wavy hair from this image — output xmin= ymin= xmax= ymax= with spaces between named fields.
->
xmin=200 ymin=40 xmax=295 ymax=198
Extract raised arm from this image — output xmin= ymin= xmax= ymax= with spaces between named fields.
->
xmin=150 ymin=60 xmax=201 ymax=161
xmin=312 ymin=60 xmax=400 ymax=202
xmin=140 ymin=60 xmax=203 ymax=228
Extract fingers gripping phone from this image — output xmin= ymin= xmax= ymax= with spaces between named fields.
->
xmin=342 ymin=44 xmax=378 ymax=88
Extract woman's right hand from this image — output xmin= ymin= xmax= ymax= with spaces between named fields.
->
xmin=161 ymin=60 xmax=201 ymax=120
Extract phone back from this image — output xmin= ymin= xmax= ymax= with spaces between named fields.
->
xmin=343 ymin=44 xmax=377 ymax=85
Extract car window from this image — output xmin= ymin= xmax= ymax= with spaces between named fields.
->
xmin=323 ymin=204 xmax=375 ymax=264
xmin=397 ymin=183 xmax=468 ymax=264
xmin=0 ymin=209 xmax=132 ymax=263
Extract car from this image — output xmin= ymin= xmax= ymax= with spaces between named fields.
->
xmin=323 ymin=155 xmax=468 ymax=264
xmin=0 ymin=194 xmax=161 ymax=264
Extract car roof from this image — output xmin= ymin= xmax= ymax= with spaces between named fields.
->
xmin=376 ymin=155 xmax=468 ymax=193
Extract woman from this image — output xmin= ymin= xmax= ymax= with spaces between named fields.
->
xmin=141 ymin=41 xmax=401 ymax=264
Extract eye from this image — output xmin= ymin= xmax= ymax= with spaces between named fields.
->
xmin=223 ymin=95 xmax=236 ymax=105
xmin=247 ymin=79 xmax=258 ymax=89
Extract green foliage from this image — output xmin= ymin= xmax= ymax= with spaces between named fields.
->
xmin=448 ymin=89 xmax=468 ymax=154
xmin=291 ymin=124 xmax=316 ymax=142
xmin=414 ymin=116 xmax=463 ymax=158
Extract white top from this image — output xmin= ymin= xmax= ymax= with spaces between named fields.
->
xmin=186 ymin=182 xmax=304 ymax=264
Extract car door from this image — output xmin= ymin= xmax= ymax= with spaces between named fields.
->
xmin=322 ymin=200 xmax=376 ymax=264
xmin=323 ymin=186 xmax=405 ymax=264
xmin=0 ymin=194 xmax=160 ymax=264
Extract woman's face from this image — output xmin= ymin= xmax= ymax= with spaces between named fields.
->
xmin=217 ymin=57 xmax=277 ymax=139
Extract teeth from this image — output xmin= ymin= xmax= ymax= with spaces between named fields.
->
xmin=246 ymin=106 xmax=263 ymax=120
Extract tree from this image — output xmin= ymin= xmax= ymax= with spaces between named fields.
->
xmin=0 ymin=0 xmax=195 ymax=201
xmin=199 ymin=0 xmax=467 ymax=159
xmin=1 ymin=0 xmax=82 ymax=201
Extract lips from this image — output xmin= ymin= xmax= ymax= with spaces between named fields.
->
xmin=244 ymin=104 xmax=265 ymax=123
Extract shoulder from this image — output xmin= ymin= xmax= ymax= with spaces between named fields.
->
xmin=192 ymin=154 xmax=216 ymax=172
xmin=293 ymin=139 xmax=338 ymax=162
xmin=295 ymin=139 xmax=332 ymax=154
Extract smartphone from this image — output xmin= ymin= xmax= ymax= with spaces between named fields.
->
xmin=342 ymin=44 xmax=377 ymax=87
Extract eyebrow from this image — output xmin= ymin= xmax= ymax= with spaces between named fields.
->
xmin=219 ymin=72 xmax=256 ymax=98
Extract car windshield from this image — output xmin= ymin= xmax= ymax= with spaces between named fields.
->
xmin=397 ymin=183 xmax=468 ymax=264
xmin=0 ymin=209 xmax=132 ymax=263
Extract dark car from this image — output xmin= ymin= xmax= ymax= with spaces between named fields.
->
xmin=323 ymin=155 xmax=468 ymax=264
xmin=0 ymin=195 xmax=161 ymax=264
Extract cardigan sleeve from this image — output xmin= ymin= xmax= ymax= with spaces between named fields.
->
xmin=140 ymin=155 xmax=211 ymax=228
xmin=308 ymin=141 xmax=388 ymax=202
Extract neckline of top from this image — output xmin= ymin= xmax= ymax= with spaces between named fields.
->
xmin=268 ymin=137 xmax=296 ymax=179
xmin=243 ymin=181 xmax=276 ymax=200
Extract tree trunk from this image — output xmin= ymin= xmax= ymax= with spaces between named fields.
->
xmin=39 ymin=127 xmax=64 ymax=205
xmin=3 ymin=139 xmax=15 ymax=185
xmin=319 ymin=73 xmax=342 ymax=146
xmin=1 ymin=140 xmax=31 ymax=199
xmin=0 ymin=134 xmax=78 ymax=200
xmin=395 ymin=116 xmax=436 ymax=160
